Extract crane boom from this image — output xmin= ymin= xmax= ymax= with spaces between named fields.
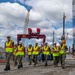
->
xmin=24 ymin=10 xmax=30 ymax=34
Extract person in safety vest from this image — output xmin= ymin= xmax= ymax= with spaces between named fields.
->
xmin=27 ymin=44 xmax=33 ymax=65
xmin=4 ymin=36 xmax=14 ymax=71
xmin=33 ymin=43 xmax=40 ymax=66
xmin=42 ymin=43 xmax=51 ymax=66
xmin=13 ymin=44 xmax=18 ymax=67
xmin=52 ymin=43 xmax=60 ymax=67
xmin=59 ymin=41 xmax=68 ymax=69
xmin=16 ymin=41 xmax=25 ymax=69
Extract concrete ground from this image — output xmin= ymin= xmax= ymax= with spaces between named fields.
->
xmin=0 ymin=59 xmax=75 ymax=75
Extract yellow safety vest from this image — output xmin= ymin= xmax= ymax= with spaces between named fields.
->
xmin=16 ymin=45 xmax=24 ymax=56
xmin=13 ymin=48 xmax=17 ymax=56
xmin=53 ymin=46 xmax=59 ymax=56
xmin=59 ymin=44 xmax=66 ymax=54
xmin=43 ymin=46 xmax=50 ymax=55
xmin=27 ymin=47 xmax=33 ymax=55
xmin=5 ymin=40 xmax=13 ymax=52
xmin=33 ymin=46 xmax=39 ymax=55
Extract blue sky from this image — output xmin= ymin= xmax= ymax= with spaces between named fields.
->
xmin=0 ymin=0 xmax=73 ymax=48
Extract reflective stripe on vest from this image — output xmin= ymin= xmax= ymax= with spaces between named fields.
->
xmin=33 ymin=46 xmax=39 ymax=55
xmin=59 ymin=45 xmax=66 ymax=54
xmin=28 ymin=47 xmax=33 ymax=55
xmin=13 ymin=48 xmax=17 ymax=56
xmin=43 ymin=46 xmax=50 ymax=55
xmin=53 ymin=46 xmax=59 ymax=56
xmin=43 ymin=46 xmax=49 ymax=52
xmin=17 ymin=46 xmax=24 ymax=52
xmin=5 ymin=41 xmax=13 ymax=52
xmin=5 ymin=41 xmax=12 ymax=48
xmin=34 ymin=46 xmax=39 ymax=51
xmin=16 ymin=45 xmax=24 ymax=56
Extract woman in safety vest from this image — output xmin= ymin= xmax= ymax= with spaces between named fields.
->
xmin=52 ymin=43 xmax=60 ymax=67
xmin=16 ymin=41 xmax=25 ymax=69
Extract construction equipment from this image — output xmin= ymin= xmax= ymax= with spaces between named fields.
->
xmin=24 ymin=10 xmax=30 ymax=34
xmin=17 ymin=28 xmax=46 ymax=44
xmin=22 ymin=10 xmax=30 ymax=45
xmin=72 ymin=0 xmax=75 ymax=56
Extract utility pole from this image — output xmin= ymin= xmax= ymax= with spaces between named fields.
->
xmin=53 ymin=30 xmax=55 ymax=44
xmin=61 ymin=12 xmax=66 ymax=40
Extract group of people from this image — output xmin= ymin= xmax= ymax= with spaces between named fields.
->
xmin=4 ymin=35 xmax=68 ymax=71
xmin=52 ymin=42 xmax=68 ymax=69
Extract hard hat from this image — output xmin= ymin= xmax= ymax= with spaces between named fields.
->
xmin=57 ymin=43 xmax=60 ymax=46
xmin=61 ymin=40 xmax=66 ymax=43
xmin=19 ymin=41 xmax=22 ymax=44
xmin=45 ymin=42 xmax=47 ymax=44
xmin=53 ymin=42 xmax=56 ymax=44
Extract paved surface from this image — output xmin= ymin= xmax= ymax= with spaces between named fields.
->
xmin=0 ymin=54 xmax=75 ymax=75
xmin=0 ymin=59 xmax=75 ymax=75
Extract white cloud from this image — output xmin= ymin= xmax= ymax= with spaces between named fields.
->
xmin=0 ymin=0 xmax=73 ymax=47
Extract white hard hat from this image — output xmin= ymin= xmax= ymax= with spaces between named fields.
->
xmin=19 ymin=41 xmax=22 ymax=44
xmin=57 ymin=43 xmax=60 ymax=46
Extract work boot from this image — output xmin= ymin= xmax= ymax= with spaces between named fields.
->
xmin=61 ymin=64 xmax=65 ymax=69
xmin=29 ymin=62 xmax=31 ymax=65
xmin=20 ymin=64 xmax=23 ymax=67
xmin=62 ymin=66 xmax=65 ymax=69
xmin=45 ymin=63 xmax=47 ymax=67
xmin=18 ymin=65 xmax=20 ymax=69
xmin=34 ymin=63 xmax=36 ymax=66
xmin=8 ymin=66 xmax=10 ymax=70
xmin=4 ymin=66 xmax=10 ymax=71
xmin=4 ymin=67 xmax=8 ymax=71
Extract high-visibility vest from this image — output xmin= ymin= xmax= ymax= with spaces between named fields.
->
xmin=53 ymin=46 xmax=59 ymax=56
xmin=5 ymin=40 xmax=13 ymax=52
xmin=16 ymin=45 xmax=24 ymax=56
xmin=13 ymin=48 xmax=17 ymax=56
xmin=43 ymin=46 xmax=50 ymax=55
xmin=59 ymin=44 xmax=66 ymax=54
xmin=33 ymin=46 xmax=39 ymax=55
xmin=27 ymin=47 xmax=33 ymax=55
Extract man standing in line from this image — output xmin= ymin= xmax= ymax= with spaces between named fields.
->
xmin=59 ymin=40 xmax=68 ymax=69
xmin=42 ymin=43 xmax=51 ymax=66
xmin=33 ymin=43 xmax=40 ymax=66
xmin=27 ymin=44 xmax=33 ymax=65
xmin=4 ymin=36 xmax=14 ymax=71
xmin=16 ymin=41 xmax=25 ymax=69
xmin=52 ymin=43 xmax=60 ymax=67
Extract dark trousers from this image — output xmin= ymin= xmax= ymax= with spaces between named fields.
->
xmin=44 ymin=55 xmax=49 ymax=64
xmin=28 ymin=55 xmax=32 ymax=64
xmin=33 ymin=55 xmax=38 ymax=65
xmin=13 ymin=55 xmax=17 ymax=66
xmin=60 ymin=54 xmax=66 ymax=67
xmin=53 ymin=56 xmax=59 ymax=66
xmin=5 ymin=52 xmax=12 ymax=68
xmin=17 ymin=55 xmax=23 ymax=67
